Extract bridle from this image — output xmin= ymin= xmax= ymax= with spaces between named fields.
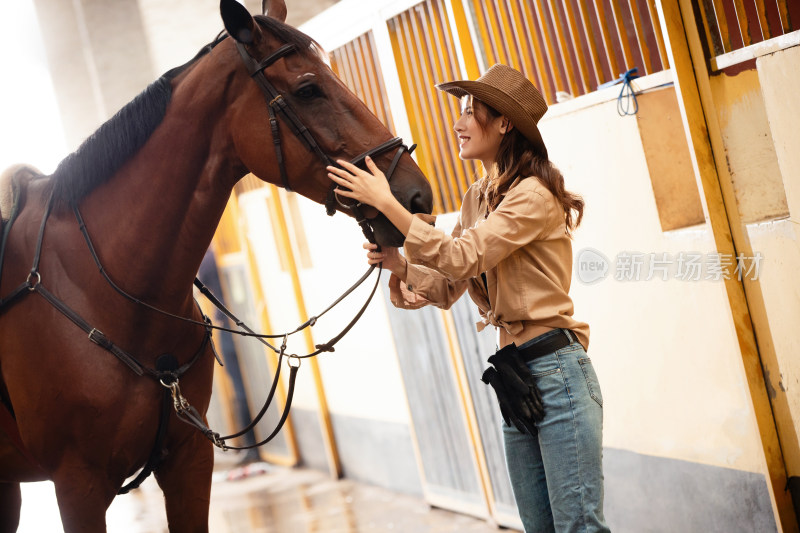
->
xmin=234 ymin=40 xmax=416 ymax=243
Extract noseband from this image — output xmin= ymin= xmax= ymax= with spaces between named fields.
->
xmin=234 ymin=41 xmax=415 ymax=243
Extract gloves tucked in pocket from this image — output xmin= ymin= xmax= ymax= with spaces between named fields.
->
xmin=481 ymin=343 xmax=544 ymax=434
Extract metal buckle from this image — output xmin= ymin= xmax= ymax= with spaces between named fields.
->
xmin=26 ymin=271 xmax=41 ymax=291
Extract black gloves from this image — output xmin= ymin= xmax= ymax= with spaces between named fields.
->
xmin=481 ymin=344 xmax=544 ymax=434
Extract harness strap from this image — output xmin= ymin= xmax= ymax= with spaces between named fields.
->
xmin=118 ymin=353 xmax=178 ymax=495
xmin=33 ymin=284 xmax=145 ymax=375
xmin=220 ymin=351 xmax=284 ymax=441
xmin=268 ymin=105 xmax=291 ymax=191
xmin=309 ymin=263 xmax=381 ymax=355
xmin=0 ymin=282 xmax=31 ymax=309
xmin=218 ymin=362 xmax=299 ymax=450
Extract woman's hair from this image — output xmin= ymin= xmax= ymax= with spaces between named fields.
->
xmin=472 ymin=98 xmax=584 ymax=234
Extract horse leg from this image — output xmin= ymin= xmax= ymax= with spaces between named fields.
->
xmin=155 ymin=431 xmax=213 ymax=532
xmin=0 ymin=483 xmax=21 ymax=533
xmin=52 ymin=463 xmax=118 ymax=533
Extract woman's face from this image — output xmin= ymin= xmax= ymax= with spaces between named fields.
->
xmin=453 ymin=96 xmax=507 ymax=166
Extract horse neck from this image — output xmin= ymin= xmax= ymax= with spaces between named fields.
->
xmin=79 ymin=75 xmax=243 ymax=307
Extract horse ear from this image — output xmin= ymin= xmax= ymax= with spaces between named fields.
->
xmin=220 ymin=0 xmax=255 ymax=44
xmin=263 ymin=0 xmax=287 ymax=22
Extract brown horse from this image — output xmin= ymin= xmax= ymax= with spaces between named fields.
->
xmin=0 ymin=0 xmax=431 ymax=530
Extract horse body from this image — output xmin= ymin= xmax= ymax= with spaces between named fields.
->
xmin=0 ymin=1 xmax=432 ymax=530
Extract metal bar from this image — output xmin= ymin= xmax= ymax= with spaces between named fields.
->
xmin=409 ymin=4 xmax=459 ymax=211
xmin=696 ymin=0 xmax=725 ymax=56
xmin=754 ymin=0 xmax=772 ymax=40
xmin=628 ymin=0 xmax=654 ymax=73
xmin=561 ymin=0 xmax=593 ymax=92
xmin=593 ymin=0 xmax=623 ymax=76
xmin=733 ymin=0 xmax=753 ymax=45
xmin=444 ymin=0 xmax=482 ymax=79
xmin=518 ymin=0 xmax=557 ymax=101
xmin=352 ymin=36 xmax=379 ymax=117
xmin=425 ymin=0 xmax=467 ymax=202
xmin=509 ymin=0 xmax=549 ymax=93
xmin=485 ymin=1 xmax=512 ymax=63
xmin=777 ymin=0 xmax=791 ymax=33
xmin=497 ymin=0 xmax=524 ymax=69
xmin=533 ymin=0 xmax=569 ymax=95
xmin=575 ymin=0 xmax=607 ymax=85
xmin=545 ymin=1 xmax=582 ymax=96
xmin=427 ymin=0 xmax=471 ymax=198
xmin=356 ymin=34 xmax=386 ymax=126
xmin=473 ymin=0 xmax=500 ymax=65
xmin=646 ymin=0 xmax=671 ymax=68
xmin=365 ymin=32 xmax=396 ymax=130
xmin=710 ymin=0 xmax=733 ymax=52
xmin=609 ymin=0 xmax=637 ymax=68
xmin=390 ymin=13 xmax=446 ymax=213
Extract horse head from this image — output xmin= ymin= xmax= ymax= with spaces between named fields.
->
xmin=218 ymin=0 xmax=433 ymax=247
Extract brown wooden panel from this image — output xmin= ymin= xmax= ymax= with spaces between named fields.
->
xmin=645 ymin=0 xmax=669 ymax=68
xmin=509 ymin=0 xmax=550 ymax=94
xmin=593 ymin=0 xmax=623 ymax=76
xmin=548 ymin=1 xmax=582 ymax=95
xmin=755 ymin=0 xmax=772 ymax=39
xmin=628 ymin=0 xmax=653 ymax=73
xmin=562 ymin=0 xmax=592 ymax=92
xmin=329 ymin=31 xmax=395 ymax=131
xmin=576 ymin=0 xmax=608 ymax=85
xmin=524 ymin=0 xmax=559 ymax=100
xmin=733 ymin=0 xmax=754 ymax=45
xmin=609 ymin=0 xmax=636 ymax=68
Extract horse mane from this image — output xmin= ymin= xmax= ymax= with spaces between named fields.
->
xmin=50 ymin=15 xmax=319 ymax=206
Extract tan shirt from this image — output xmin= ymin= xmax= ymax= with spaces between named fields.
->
xmin=388 ymin=176 xmax=590 ymax=351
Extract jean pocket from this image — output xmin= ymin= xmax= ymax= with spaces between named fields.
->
xmin=578 ymin=358 xmax=603 ymax=407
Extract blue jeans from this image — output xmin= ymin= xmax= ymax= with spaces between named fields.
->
xmin=503 ymin=330 xmax=609 ymax=533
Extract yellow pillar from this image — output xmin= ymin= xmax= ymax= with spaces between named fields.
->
xmin=266 ymin=186 xmax=341 ymax=478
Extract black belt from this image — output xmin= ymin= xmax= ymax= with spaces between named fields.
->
xmin=518 ymin=330 xmax=574 ymax=362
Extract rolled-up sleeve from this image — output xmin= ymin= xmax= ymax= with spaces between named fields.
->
xmin=403 ymin=185 xmax=551 ymax=281
xmin=388 ymin=263 xmax=469 ymax=310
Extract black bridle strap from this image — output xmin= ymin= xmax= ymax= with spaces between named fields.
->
xmin=235 ymin=42 xmax=336 ymax=192
xmin=348 ymin=137 xmax=404 ymax=168
xmin=233 ymin=41 xmax=416 ymax=234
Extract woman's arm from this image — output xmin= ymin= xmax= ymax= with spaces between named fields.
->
xmin=404 ymin=183 xmax=551 ymax=280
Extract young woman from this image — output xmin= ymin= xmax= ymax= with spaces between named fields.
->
xmin=327 ymin=64 xmax=609 ymax=533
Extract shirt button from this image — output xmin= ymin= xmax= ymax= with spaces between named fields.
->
xmin=407 ymin=285 xmax=413 ymax=290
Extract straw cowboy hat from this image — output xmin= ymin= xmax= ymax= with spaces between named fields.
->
xmin=436 ymin=64 xmax=548 ymax=156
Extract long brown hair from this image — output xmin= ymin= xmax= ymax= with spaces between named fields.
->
xmin=473 ymin=99 xmax=584 ymax=234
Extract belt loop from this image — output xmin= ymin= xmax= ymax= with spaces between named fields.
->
xmin=562 ymin=329 xmax=574 ymax=343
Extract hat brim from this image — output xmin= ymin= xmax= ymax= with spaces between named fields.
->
xmin=436 ymin=80 xmax=546 ymax=155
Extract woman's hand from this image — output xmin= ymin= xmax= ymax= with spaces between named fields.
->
xmin=363 ymin=242 xmax=406 ymax=277
xmin=327 ymin=157 xmax=395 ymax=212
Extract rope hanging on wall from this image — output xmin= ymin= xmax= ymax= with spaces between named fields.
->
xmin=599 ymin=67 xmax=640 ymax=116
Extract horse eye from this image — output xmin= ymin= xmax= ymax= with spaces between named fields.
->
xmin=295 ymin=84 xmax=321 ymax=99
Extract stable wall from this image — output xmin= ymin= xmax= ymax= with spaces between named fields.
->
xmin=237 ymin=70 xmax=779 ymax=529
xmin=709 ymin=44 xmax=800 ymax=481
xmin=538 ymin=78 xmax=774 ymax=530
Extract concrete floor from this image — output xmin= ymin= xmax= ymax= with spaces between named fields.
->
xmin=17 ymin=451 xmax=509 ymax=532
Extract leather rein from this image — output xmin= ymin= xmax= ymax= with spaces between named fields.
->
xmin=0 ymin=35 xmax=417 ymax=492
